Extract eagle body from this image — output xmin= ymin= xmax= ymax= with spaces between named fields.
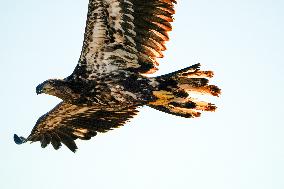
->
xmin=15 ymin=0 xmax=221 ymax=152
xmin=38 ymin=71 xmax=155 ymax=107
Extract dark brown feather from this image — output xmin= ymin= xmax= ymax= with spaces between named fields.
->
xmin=24 ymin=102 xmax=139 ymax=152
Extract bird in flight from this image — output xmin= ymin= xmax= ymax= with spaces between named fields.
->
xmin=14 ymin=0 xmax=221 ymax=152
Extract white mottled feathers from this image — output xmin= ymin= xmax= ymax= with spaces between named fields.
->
xmin=77 ymin=0 xmax=177 ymax=78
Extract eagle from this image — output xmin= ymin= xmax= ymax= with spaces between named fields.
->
xmin=14 ymin=0 xmax=221 ymax=152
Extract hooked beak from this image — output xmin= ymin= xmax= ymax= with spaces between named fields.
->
xmin=36 ymin=89 xmax=42 ymax=95
xmin=36 ymin=83 xmax=44 ymax=95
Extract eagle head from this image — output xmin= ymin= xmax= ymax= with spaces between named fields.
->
xmin=36 ymin=79 xmax=68 ymax=95
xmin=36 ymin=79 xmax=77 ymax=101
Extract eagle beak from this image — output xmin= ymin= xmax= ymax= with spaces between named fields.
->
xmin=36 ymin=87 xmax=42 ymax=95
xmin=36 ymin=83 xmax=44 ymax=95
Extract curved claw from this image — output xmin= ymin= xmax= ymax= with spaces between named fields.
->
xmin=14 ymin=134 xmax=27 ymax=145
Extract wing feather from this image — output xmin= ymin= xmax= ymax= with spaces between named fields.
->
xmin=132 ymin=0 xmax=177 ymax=73
xmin=51 ymin=133 xmax=62 ymax=150
xmin=73 ymin=0 xmax=177 ymax=79
xmin=21 ymin=102 xmax=138 ymax=152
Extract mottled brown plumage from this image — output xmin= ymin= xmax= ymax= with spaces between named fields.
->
xmin=14 ymin=0 xmax=221 ymax=152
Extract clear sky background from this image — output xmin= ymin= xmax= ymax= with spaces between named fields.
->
xmin=0 ymin=0 xmax=283 ymax=188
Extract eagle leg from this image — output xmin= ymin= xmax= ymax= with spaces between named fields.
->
xmin=14 ymin=134 xmax=27 ymax=145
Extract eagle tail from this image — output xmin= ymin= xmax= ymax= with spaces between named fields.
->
xmin=14 ymin=134 xmax=27 ymax=145
xmin=148 ymin=63 xmax=221 ymax=118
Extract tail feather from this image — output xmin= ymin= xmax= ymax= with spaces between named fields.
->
xmin=148 ymin=103 xmax=201 ymax=118
xmin=179 ymin=84 xmax=221 ymax=97
xmin=148 ymin=63 xmax=220 ymax=118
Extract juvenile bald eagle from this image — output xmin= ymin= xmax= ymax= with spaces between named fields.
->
xmin=14 ymin=0 xmax=221 ymax=152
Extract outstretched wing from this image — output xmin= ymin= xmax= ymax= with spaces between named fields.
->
xmin=15 ymin=102 xmax=139 ymax=152
xmin=131 ymin=0 xmax=177 ymax=73
xmin=74 ymin=0 xmax=177 ymax=79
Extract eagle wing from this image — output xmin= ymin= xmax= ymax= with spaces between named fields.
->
xmin=74 ymin=0 xmax=177 ymax=79
xmin=14 ymin=102 xmax=139 ymax=152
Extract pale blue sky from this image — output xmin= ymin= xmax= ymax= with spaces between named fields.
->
xmin=0 ymin=0 xmax=283 ymax=189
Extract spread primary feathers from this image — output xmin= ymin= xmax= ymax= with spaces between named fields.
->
xmin=14 ymin=0 xmax=221 ymax=152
